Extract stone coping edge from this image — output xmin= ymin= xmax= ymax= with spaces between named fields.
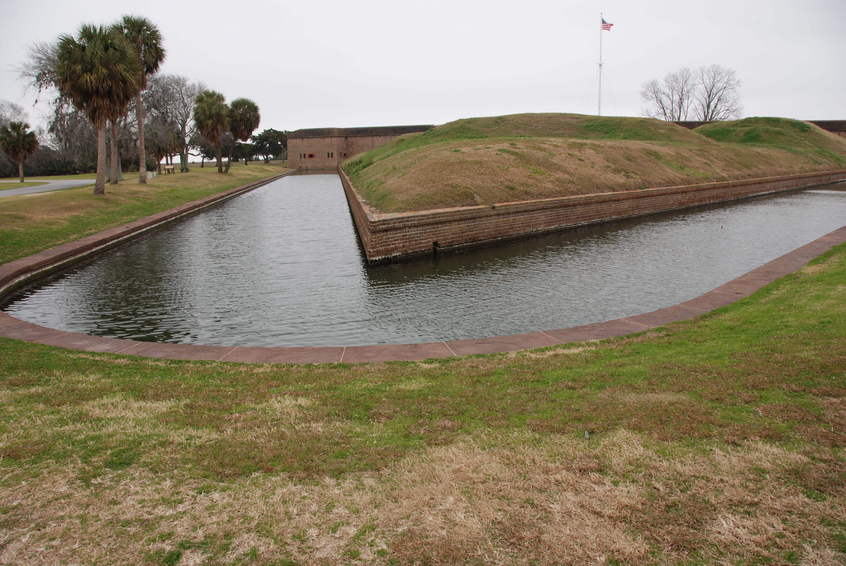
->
xmin=0 ymin=193 xmax=843 ymax=363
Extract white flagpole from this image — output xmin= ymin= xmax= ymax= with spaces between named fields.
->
xmin=598 ymin=12 xmax=603 ymax=116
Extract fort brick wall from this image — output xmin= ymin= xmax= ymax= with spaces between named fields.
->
xmin=289 ymin=135 xmax=399 ymax=170
xmin=289 ymin=125 xmax=432 ymax=170
xmin=339 ymin=168 xmax=846 ymax=264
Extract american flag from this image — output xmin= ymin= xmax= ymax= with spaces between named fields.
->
xmin=601 ymin=17 xmax=614 ymax=31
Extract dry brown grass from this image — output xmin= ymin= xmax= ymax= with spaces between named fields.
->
xmin=2 ymin=431 xmax=842 ymax=565
xmin=354 ymin=137 xmax=844 ymax=212
xmin=510 ymin=344 xmax=598 ymax=359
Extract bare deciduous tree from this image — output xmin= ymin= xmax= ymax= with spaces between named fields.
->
xmin=47 ymin=99 xmax=98 ymax=168
xmin=694 ymin=64 xmax=742 ymax=121
xmin=0 ymin=101 xmax=27 ymax=126
xmin=643 ymin=64 xmax=742 ymax=122
xmin=146 ymin=74 xmax=203 ymax=172
xmin=145 ymin=113 xmax=180 ymax=174
xmin=20 ymin=42 xmax=59 ymax=98
xmin=641 ymin=67 xmax=695 ymax=121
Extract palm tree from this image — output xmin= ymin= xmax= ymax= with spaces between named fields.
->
xmin=115 ymin=16 xmax=165 ymax=184
xmin=55 ymin=24 xmax=140 ymax=194
xmin=193 ymin=90 xmax=229 ymax=173
xmin=0 ymin=121 xmax=39 ymax=182
xmin=224 ymin=98 xmax=260 ymax=173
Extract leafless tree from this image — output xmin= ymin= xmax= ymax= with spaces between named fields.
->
xmin=694 ymin=64 xmax=742 ymax=121
xmin=0 ymin=101 xmax=28 ymax=126
xmin=47 ymin=99 xmax=98 ymax=169
xmin=643 ymin=65 xmax=742 ymax=123
xmin=19 ymin=42 xmax=59 ymax=99
xmin=641 ymin=67 xmax=695 ymax=121
xmin=145 ymin=113 xmax=182 ymax=174
xmin=145 ymin=74 xmax=204 ymax=172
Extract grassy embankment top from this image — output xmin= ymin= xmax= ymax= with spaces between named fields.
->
xmin=0 ymin=162 xmax=288 ymax=265
xmin=343 ymin=113 xmax=846 ymax=213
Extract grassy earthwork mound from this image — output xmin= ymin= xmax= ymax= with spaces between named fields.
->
xmin=343 ymin=113 xmax=846 ymax=213
xmin=696 ymin=116 xmax=846 ymax=159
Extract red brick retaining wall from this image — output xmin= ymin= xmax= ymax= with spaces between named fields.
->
xmin=339 ymin=169 xmax=846 ymax=263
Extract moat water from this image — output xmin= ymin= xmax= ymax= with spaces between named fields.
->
xmin=3 ymin=174 xmax=845 ymax=346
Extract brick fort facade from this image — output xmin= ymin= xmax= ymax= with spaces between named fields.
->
xmin=288 ymin=125 xmax=433 ymax=170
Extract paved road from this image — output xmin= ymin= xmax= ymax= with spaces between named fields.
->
xmin=0 ymin=179 xmax=93 ymax=198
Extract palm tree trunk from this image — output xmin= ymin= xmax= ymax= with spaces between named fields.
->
xmin=105 ymin=131 xmax=111 ymax=183
xmin=18 ymin=160 xmax=24 ymax=183
xmin=95 ymin=124 xmax=107 ymax=195
xmin=110 ymin=120 xmax=120 ymax=185
xmin=136 ymin=91 xmax=147 ymax=184
xmin=118 ymin=117 xmax=124 ymax=181
xmin=216 ymin=144 xmax=223 ymax=173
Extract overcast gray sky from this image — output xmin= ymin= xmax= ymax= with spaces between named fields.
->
xmin=1 ymin=0 xmax=843 ymax=132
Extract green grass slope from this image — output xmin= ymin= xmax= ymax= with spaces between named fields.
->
xmin=396 ymin=112 xmax=703 ymax=143
xmin=345 ymin=113 xmax=703 ymax=177
xmin=343 ymin=114 xmax=846 ymax=213
xmin=696 ymin=116 xmax=846 ymax=164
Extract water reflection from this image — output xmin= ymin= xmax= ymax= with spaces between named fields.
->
xmin=3 ymin=175 xmax=845 ymax=346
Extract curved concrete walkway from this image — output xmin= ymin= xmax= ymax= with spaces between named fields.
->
xmin=0 ymin=179 xmax=93 ymax=197
xmin=0 ymin=173 xmax=844 ymax=364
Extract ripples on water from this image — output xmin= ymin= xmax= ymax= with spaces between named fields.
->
xmin=3 ymin=175 xmax=845 ymax=346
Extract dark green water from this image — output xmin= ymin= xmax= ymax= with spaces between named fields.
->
xmin=3 ymin=174 xmax=845 ymax=346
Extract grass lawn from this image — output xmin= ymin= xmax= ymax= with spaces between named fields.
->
xmin=0 ymin=173 xmax=844 ymax=563
xmin=0 ymin=162 xmax=289 ymax=264
xmin=0 ymin=181 xmax=48 ymax=190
